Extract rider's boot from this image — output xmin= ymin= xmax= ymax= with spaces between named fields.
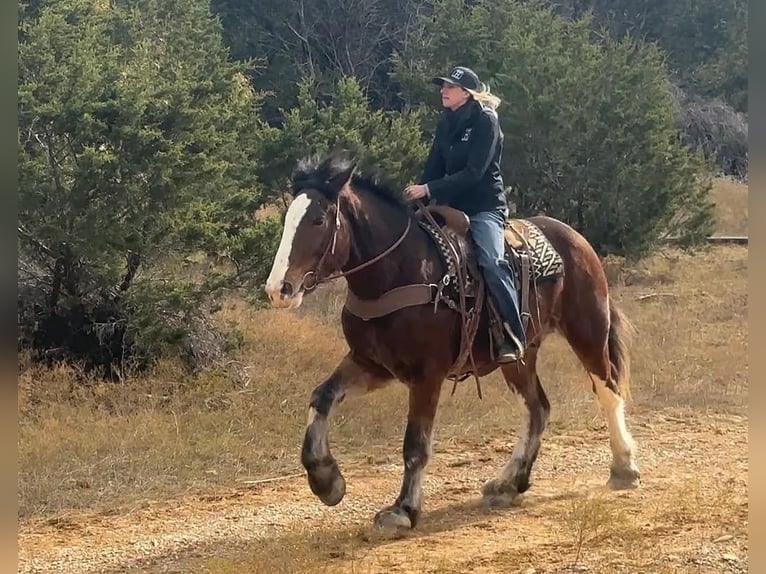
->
xmin=495 ymin=321 xmax=526 ymax=364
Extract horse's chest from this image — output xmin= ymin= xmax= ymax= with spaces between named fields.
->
xmin=342 ymin=310 xmax=456 ymax=382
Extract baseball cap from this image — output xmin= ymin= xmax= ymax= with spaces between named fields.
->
xmin=432 ymin=66 xmax=481 ymax=91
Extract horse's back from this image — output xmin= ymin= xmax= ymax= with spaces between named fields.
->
xmin=517 ymin=215 xmax=587 ymax=244
xmin=516 ymin=216 xmax=601 ymax=266
xmin=520 ymin=216 xmax=610 ymax=309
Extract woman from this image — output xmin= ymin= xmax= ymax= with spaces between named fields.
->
xmin=404 ymin=66 xmax=525 ymax=363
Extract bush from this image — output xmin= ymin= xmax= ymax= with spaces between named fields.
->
xmin=672 ymin=85 xmax=748 ymax=181
xmin=17 ymin=0 xmax=277 ymax=375
xmin=258 ymin=76 xmax=429 ymax=200
xmin=393 ymin=0 xmax=715 ymax=258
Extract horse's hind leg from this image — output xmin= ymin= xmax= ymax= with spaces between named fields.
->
xmin=593 ymin=373 xmax=641 ymax=489
xmin=561 ymin=298 xmax=641 ymax=489
xmin=374 ymin=378 xmax=442 ymax=530
xmin=483 ymin=349 xmax=551 ymax=506
xmin=302 ymin=353 xmax=393 ymax=506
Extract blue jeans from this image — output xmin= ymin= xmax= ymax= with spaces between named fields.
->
xmin=469 ymin=210 xmax=526 ymax=346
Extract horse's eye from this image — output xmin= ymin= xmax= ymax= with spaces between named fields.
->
xmin=312 ymin=216 xmax=325 ymax=226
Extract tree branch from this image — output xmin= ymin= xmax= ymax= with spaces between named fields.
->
xmin=18 ymin=224 xmax=53 ymax=257
xmin=118 ymin=250 xmax=142 ymax=292
xmin=287 ymin=0 xmax=315 ymax=80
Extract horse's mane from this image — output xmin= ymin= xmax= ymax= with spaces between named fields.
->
xmin=291 ymin=152 xmax=409 ymax=209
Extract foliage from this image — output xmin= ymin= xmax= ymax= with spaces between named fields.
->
xmin=258 ymin=76 xmax=429 ymax=202
xmin=672 ymin=86 xmax=748 ymax=181
xmin=393 ymin=0 xmax=715 ymax=258
xmin=546 ymin=0 xmax=748 ymax=178
xmin=209 ymin=0 xmax=425 ymax=115
xmin=17 ymin=0 xmax=277 ymax=373
xmin=548 ymin=0 xmax=748 ymax=113
xmin=207 ymin=0 xmax=748 ymax=181
xmin=208 ymin=0 xmax=747 ymax=118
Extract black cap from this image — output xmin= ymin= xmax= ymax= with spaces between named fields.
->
xmin=432 ymin=66 xmax=481 ymax=91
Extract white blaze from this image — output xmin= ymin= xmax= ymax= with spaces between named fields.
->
xmin=266 ymin=193 xmax=313 ymax=293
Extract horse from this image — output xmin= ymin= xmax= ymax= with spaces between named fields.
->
xmin=264 ymin=152 xmax=641 ymax=530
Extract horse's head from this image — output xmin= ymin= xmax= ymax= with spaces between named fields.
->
xmin=265 ymin=154 xmax=357 ymax=308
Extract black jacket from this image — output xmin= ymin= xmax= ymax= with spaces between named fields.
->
xmin=419 ymin=99 xmax=507 ymax=216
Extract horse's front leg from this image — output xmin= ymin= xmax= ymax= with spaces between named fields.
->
xmin=302 ymin=353 xmax=392 ymax=506
xmin=374 ymin=378 xmax=443 ymax=530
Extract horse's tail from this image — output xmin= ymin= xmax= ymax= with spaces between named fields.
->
xmin=608 ymin=298 xmax=635 ymax=402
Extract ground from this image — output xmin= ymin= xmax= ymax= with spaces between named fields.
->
xmin=19 ymin=407 xmax=747 ymax=574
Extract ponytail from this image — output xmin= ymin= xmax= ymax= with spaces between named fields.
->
xmin=467 ymin=82 xmax=501 ymax=110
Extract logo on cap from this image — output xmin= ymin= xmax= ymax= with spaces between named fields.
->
xmin=451 ymin=69 xmax=465 ymax=80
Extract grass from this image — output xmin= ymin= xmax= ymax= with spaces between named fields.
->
xmin=560 ymin=492 xmax=631 ymax=565
xmin=710 ymin=177 xmax=748 ymax=235
xmin=17 ymin=179 xmax=748 ymax=521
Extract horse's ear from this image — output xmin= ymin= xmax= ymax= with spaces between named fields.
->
xmin=328 ymin=160 xmax=357 ymax=195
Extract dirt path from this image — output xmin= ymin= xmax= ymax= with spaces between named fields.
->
xmin=18 ymin=409 xmax=748 ymax=574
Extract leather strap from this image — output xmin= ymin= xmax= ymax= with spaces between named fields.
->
xmin=344 ymin=284 xmax=437 ymax=321
xmin=414 ymin=200 xmax=484 ymax=398
xmin=520 ymin=252 xmax=531 ymax=332
xmin=306 ymin=217 xmax=412 ymax=291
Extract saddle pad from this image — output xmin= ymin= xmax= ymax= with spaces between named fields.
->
xmin=505 ymin=219 xmax=565 ymax=281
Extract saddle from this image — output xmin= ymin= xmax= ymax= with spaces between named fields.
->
xmin=418 ymin=205 xmax=564 ymax=382
xmin=343 ymin=203 xmax=565 ymax=394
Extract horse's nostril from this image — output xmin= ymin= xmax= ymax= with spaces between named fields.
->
xmin=280 ymin=282 xmax=293 ymax=297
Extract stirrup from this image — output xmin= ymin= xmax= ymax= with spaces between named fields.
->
xmin=496 ymin=347 xmax=521 ymax=364
xmin=496 ymin=337 xmax=524 ymax=364
xmin=502 ymin=323 xmax=526 ymax=351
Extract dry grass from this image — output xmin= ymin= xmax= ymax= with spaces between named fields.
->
xmin=710 ymin=177 xmax=748 ymax=235
xmin=560 ymin=492 xmax=633 ymax=565
xmin=18 ymin=179 xmax=748 ymax=523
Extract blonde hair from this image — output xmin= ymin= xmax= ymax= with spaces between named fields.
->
xmin=466 ymin=83 xmax=501 ymax=110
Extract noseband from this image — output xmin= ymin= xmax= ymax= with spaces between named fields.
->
xmin=296 ymin=196 xmax=412 ymax=293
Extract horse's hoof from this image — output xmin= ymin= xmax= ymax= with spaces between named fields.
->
xmin=307 ymin=461 xmax=346 ymax=506
xmin=482 ymin=478 xmax=521 ymax=508
xmin=373 ymin=506 xmax=413 ymax=530
xmin=608 ymin=466 xmax=641 ymax=490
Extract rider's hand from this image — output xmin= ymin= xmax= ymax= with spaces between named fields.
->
xmin=404 ymin=184 xmax=428 ymax=201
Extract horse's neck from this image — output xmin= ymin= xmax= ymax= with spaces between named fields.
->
xmin=343 ymin=193 xmax=438 ymax=300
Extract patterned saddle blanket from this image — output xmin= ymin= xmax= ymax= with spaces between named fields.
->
xmin=503 ymin=219 xmax=565 ymax=283
xmin=419 ymin=217 xmax=565 ymax=299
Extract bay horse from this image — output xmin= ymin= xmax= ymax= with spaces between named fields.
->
xmin=264 ymin=152 xmax=640 ymax=530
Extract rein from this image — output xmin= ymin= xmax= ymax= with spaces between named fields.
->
xmin=299 ymin=196 xmax=413 ymax=292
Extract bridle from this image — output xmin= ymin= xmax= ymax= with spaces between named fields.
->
xmin=293 ymin=195 xmax=412 ymax=293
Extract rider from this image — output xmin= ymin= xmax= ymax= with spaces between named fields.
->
xmin=404 ymin=66 xmax=526 ymax=363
